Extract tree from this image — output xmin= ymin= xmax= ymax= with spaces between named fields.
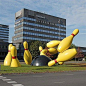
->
xmin=74 ymin=47 xmax=84 ymax=61
xmin=70 ymin=44 xmax=76 ymax=48
xmin=29 ymin=40 xmax=46 ymax=59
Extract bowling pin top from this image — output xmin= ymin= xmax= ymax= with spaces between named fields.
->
xmin=8 ymin=44 xmax=13 ymax=51
xmin=46 ymin=40 xmax=60 ymax=48
xmin=39 ymin=46 xmax=43 ymax=52
xmin=57 ymin=29 xmax=79 ymax=53
xmin=11 ymin=46 xmax=17 ymax=57
xmin=23 ymin=41 xmax=28 ymax=49
xmin=71 ymin=29 xmax=79 ymax=37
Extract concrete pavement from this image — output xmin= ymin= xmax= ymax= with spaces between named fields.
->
xmin=0 ymin=71 xmax=86 ymax=86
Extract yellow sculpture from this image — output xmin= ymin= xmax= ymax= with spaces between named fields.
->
xmin=4 ymin=29 xmax=79 ymax=67
xmin=39 ymin=46 xmax=58 ymax=56
xmin=48 ymin=48 xmax=58 ymax=54
xmin=4 ymin=44 xmax=13 ymax=66
xmin=10 ymin=46 xmax=21 ymax=67
xmin=48 ymin=29 xmax=79 ymax=66
xmin=23 ymin=41 xmax=32 ymax=65
xmin=46 ymin=40 xmax=60 ymax=48
xmin=39 ymin=46 xmax=47 ymax=56
xmin=58 ymin=62 xmax=64 ymax=65
xmin=48 ymin=48 xmax=77 ymax=66
xmin=57 ymin=29 xmax=79 ymax=53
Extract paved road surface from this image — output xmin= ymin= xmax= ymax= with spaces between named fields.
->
xmin=0 ymin=71 xmax=86 ymax=86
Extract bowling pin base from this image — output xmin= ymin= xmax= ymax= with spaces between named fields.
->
xmin=10 ymin=59 xmax=19 ymax=67
xmin=58 ymin=62 xmax=64 ymax=65
xmin=24 ymin=51 xmax=32 ymax=65
xmin=4 ymin=52 xmax=12 ymax=66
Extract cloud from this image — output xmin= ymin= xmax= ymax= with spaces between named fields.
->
xmin=79 ymin=33 xmax=86 ymax=34
xmin=1 ymin=0 xmax=86 ymax=27
xmin=0 ymin=0 xmax=86 ymax=46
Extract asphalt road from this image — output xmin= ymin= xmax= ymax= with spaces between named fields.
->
xmin=0 ymin=71 xmax=86 ymax=86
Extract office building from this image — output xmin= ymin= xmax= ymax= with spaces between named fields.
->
xmin=12 ymin=8 xmax=66 ymax=49
xmin=77 ymin=46 xmax=86 ymax=57
xmin=0 ymin=24 xmax=9 ymax=42
xmin=79 ymin=47 xmax=86 ymax=56
xmin=0 ymin=24 xmax=9 ymax=60
xmin=0 ymin=42 xmax=9 ymax=60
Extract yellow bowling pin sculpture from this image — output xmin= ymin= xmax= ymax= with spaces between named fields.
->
xmin=48 ymin=48 xmax=77 ymax=66
xmin=39 ymin=46 xmax=58 ymax=56
xmin=46 ymin=40 xmax=60 ymax=48
xmin=23 ymin=41 xmax=32 ymax=65
xmin=39 ymin=46 xmax=47 ymax=56
xmin=48 ymin=48 xmax=58 ymax=55
xmin=10 ymin=46 xmax=21 ymax=67
xmin=58 ymin=62 xmax=64 ymax=65
xmin=4 ymin=44 xmax=13 ymax=66
xmin=57 ymin=29 xmax=79 ymax=52
xmin=39 ymin=46 xmax=43 ymax=52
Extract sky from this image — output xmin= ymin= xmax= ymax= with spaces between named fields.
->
xmin=0 ymin=0 xmax=86 ymax=47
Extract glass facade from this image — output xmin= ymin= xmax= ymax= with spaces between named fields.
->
xmin=0 ymin=24 xmax=9 ymax=42
xmin=13 ymin=8 xmax=66 ymax=44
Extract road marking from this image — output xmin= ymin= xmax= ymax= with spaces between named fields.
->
xmin=7 ymin=81 xmax=17 ymax=83
xmin=12 ymin=84 xmax=24 ymax=86
xmin=2 ymin=79 xmax=11 ymax=81
xmin=0 ymin=75 xmax=24 ymax=86
xmin=0 ymin=77 xmax=6 ymax=79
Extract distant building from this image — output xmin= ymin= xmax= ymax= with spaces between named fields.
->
xmin=0 ymin=24 xmax=9 ymax=42
xmin=0 ymin=24 xmax=9 ymax=60
xmin=12 ymin=8 xmax=66 ymax=49
xmin=0 ymin=42 xmax=9 ymax=60
xmin=12 ymin=8 xmax=66 ymax=59
xmin=73 ymin=46 xmax=86 ymax=61
xmin=79 ymin=47 xmax=86 ymax=57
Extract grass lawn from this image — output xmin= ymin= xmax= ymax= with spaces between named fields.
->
xmin=0 ymin=63 xmax=86 ymax=75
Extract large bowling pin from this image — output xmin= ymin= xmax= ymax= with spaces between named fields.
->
xmin=4 ymin=44 xmax=13 ymax=66
xmin=39 ymin=46 xmax=58 ymax=56
xmin=10 ymin=46 xmax=21 ymax=67
xmin=23 ymin=41 xmax=32 ymax=65
xmin=39 ymin=46 xmax=43 ymax=52
xmin=14 ymin=46 xmax=21 ymax=67
xmin=48 ymin=48 xmax=58 ymax=54
xmin=46 ymin=40 xmax=60 ymax=48
xmin=39 ymin=46 xmax=47 ymax=56
xmin=58 ymin=62 xmax=64 ymax=65
xmin=48 ymin=48 xmax=77 ymax=66
xmin=57 ymin=29 xmax=79 ymax=52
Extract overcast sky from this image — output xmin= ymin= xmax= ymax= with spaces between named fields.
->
xmin=0 ymin=0 xmax=86 ymax=47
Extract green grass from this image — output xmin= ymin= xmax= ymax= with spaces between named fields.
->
xmin=0 ymin=63 xmax=86 ymax=75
